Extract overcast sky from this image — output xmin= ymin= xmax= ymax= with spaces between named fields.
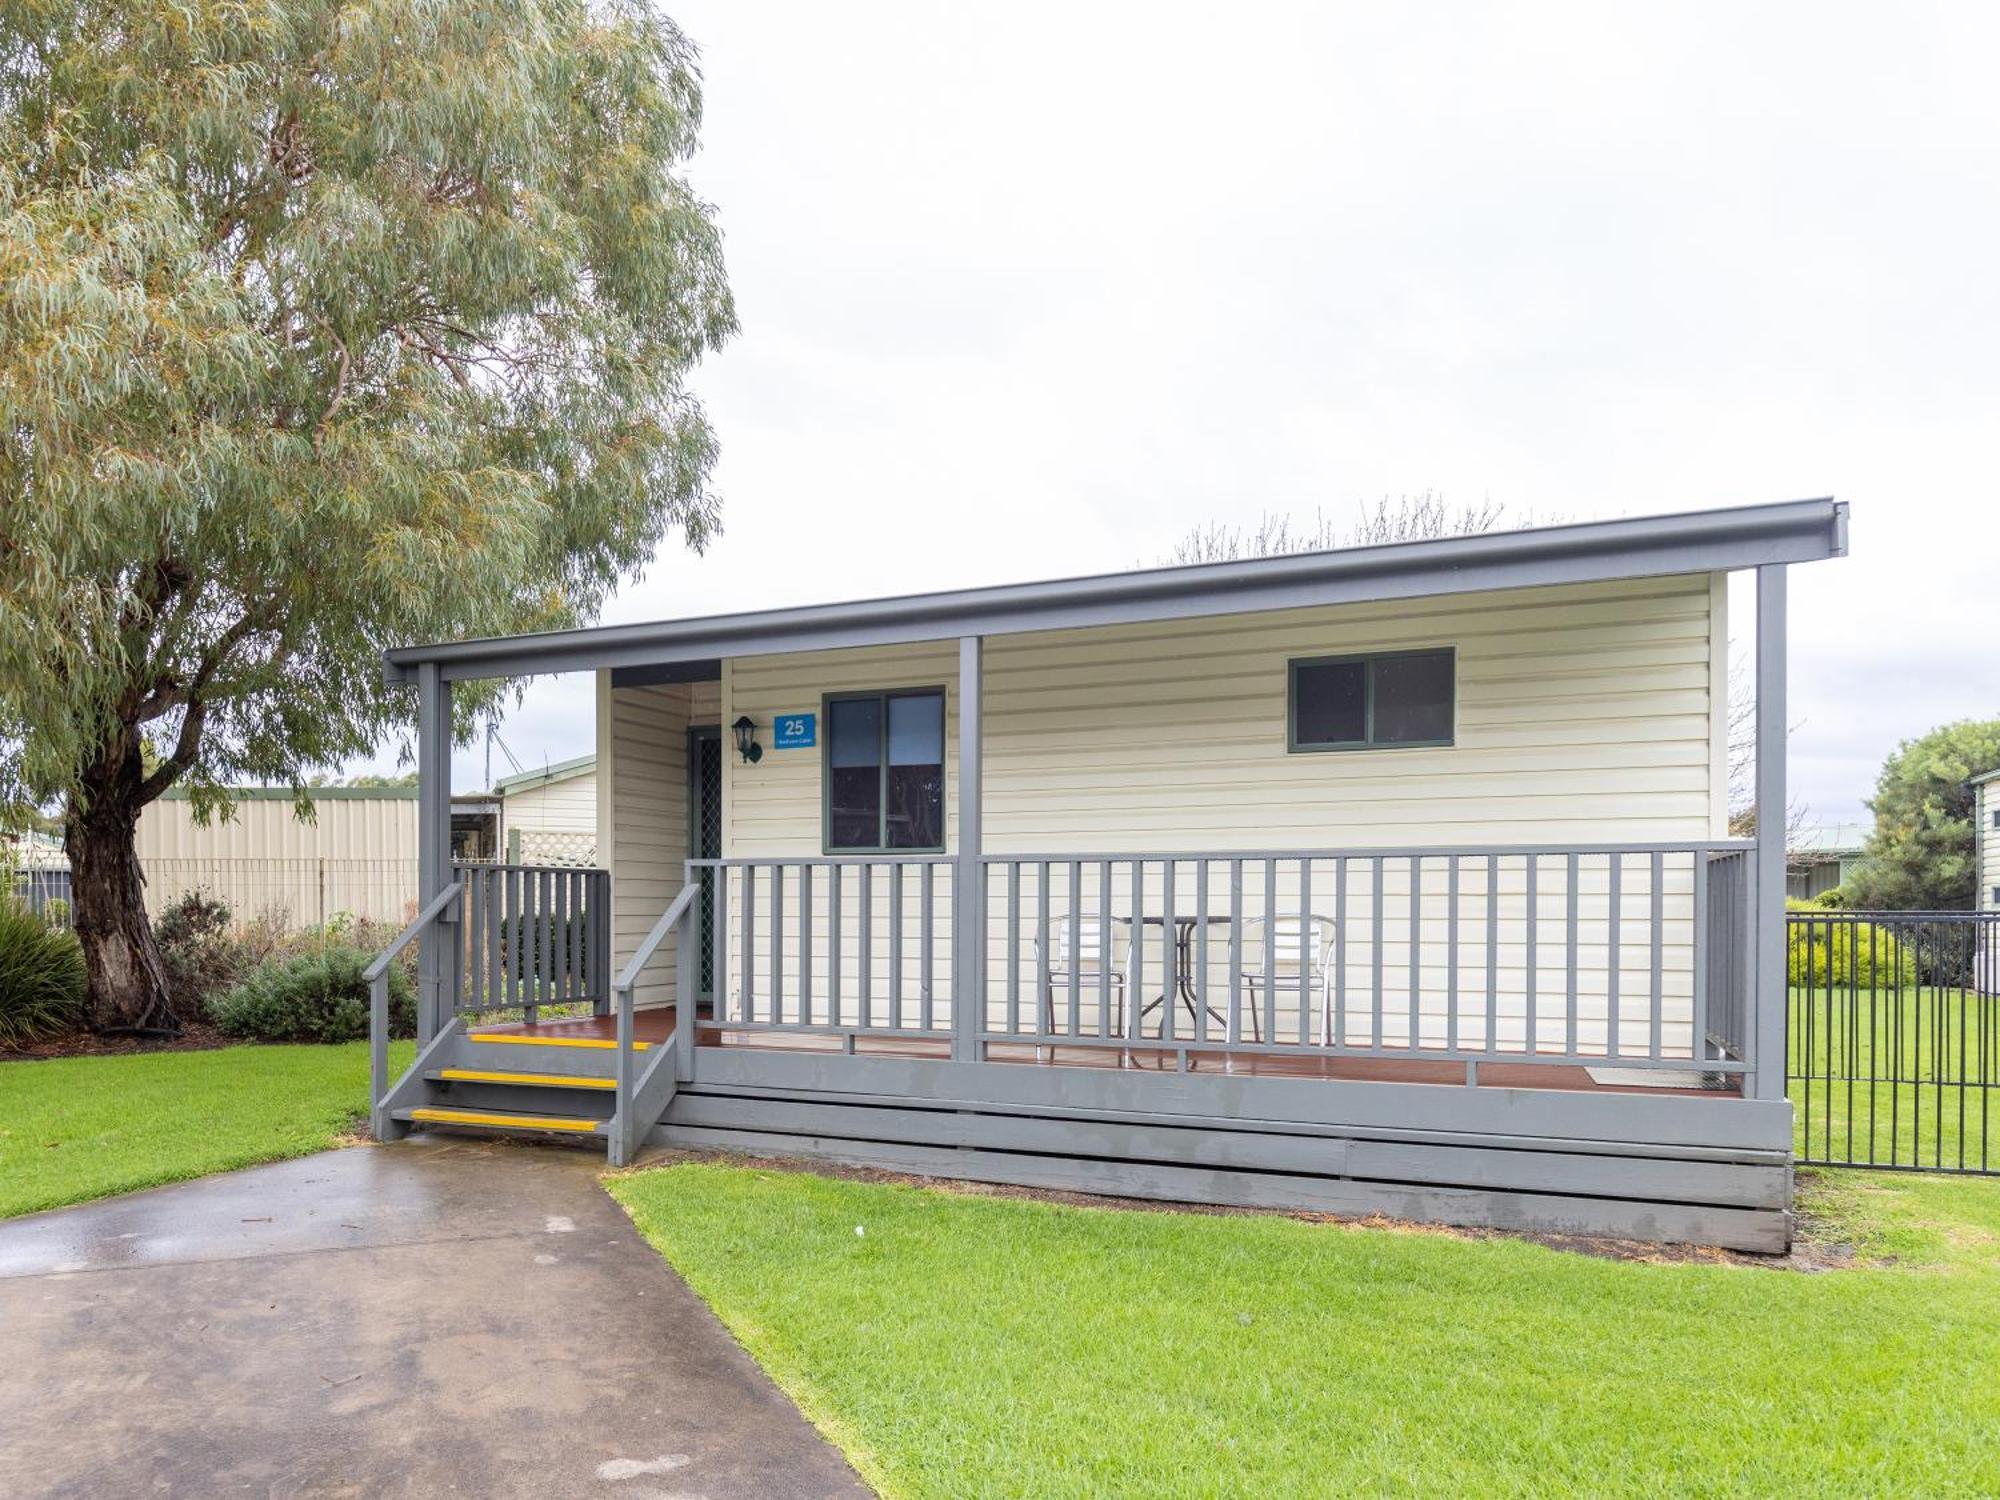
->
xmin=374 ymin=2 xmax=1998 ymax=826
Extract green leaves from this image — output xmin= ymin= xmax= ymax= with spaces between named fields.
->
xmin=1847 ymin=719 xmax=2000 ymax=911
xmin=0 ymin=0 xmax=734 ymax=819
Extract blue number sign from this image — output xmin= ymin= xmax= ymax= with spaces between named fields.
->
xmin=773 ymin=713 xmax=817 ymax=749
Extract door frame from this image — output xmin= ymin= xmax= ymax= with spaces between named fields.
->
xmin=687 ymin=723 xmax=721 ymax=1007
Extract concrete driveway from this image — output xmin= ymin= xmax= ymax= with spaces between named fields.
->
xmin=0 ymin=1137 xmax=868 ymax=1500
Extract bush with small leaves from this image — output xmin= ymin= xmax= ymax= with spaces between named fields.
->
xmin=208 ymin=947 xmax=415 ymax=1044
xmin=154 ymin=890 xmax=244 ymax=1019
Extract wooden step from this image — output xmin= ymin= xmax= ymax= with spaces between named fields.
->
xmin=464 ymin=1032 xmax=653 ymax=1052
xmin=429 ymin=1068 xmax=617 ymax=1091
xmin=396 ymin=1106 xmax=605 ymax=1135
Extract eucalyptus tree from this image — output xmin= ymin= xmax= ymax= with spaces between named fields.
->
xmin=0 ymin=1 xmax=735 ymax=1031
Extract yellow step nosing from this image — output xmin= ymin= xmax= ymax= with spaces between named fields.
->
xmin=436 ymin=1068 xmax=617 ymax=1090
xmin=406 ymin=1106 xmax=602 ymax=1134
xmin=465 ymin=1033 xmax=652 ymax=1051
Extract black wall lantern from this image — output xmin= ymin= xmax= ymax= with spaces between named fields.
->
xmin=732 ymin=714 xmax=763 ymax=764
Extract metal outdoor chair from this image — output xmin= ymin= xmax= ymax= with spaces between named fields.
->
xmin=1035 ymin=915 xmax=1132 ymax=1057
xmin=1231 ymin=914 xmax=1338 ymax=1047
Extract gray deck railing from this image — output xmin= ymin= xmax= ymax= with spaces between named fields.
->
xmin=686 ymin=842 xmax=1756 ymax=1086
xmin=978 ymin=843 xmax=1755 ymax=1080
xmin=692 ymin=856 xmax=956 ymax=1047
xmin=1702 ymin=848 xmax=1754 ymax=1063
xmin=452 ymin=862 xmax=610 ymax=1020
xmin=366 ymin=881 xmax=463 ymax=1137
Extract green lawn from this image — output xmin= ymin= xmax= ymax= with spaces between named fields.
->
xmin=0 ymin=1040 xmax=414 ymax=1219
xmin=612 ymin=1164 xmax=2000 ymax=1499
xmin=1790 ymin=985 xmax=1999 ymax=1170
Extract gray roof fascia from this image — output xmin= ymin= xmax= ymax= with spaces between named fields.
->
xmin=384 ymin=497 xmax=1847 ymax=685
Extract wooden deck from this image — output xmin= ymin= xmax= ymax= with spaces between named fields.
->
xmin=466 ymin=1010 xmax=1741 ymax=1098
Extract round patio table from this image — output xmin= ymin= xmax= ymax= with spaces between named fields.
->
xmin=1133 ymin=913 xmax=1237 ymax=1041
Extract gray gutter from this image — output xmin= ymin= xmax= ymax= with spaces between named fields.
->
xmin=384 ymin=497 xmax=1848 ymax=684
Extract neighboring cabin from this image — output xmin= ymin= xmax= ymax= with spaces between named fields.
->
xmin=491 ymin=754 xmax=598 ymax=866
xmin=1787 ymin=822 xmax=1869 ymax=903
xmin=1975 ymin=768 xmax=2000 ymax=912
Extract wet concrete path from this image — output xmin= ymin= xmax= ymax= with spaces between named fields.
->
xmin=0 ymin=1137 xmax=868 ymax=1499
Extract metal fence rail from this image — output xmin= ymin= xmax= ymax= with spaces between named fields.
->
xmin=1788 ymin=910 xmax=2000 ymax=1174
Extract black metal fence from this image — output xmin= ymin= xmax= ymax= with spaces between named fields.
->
xmin=1788 ymin=909 xmax=2000 ymax=1174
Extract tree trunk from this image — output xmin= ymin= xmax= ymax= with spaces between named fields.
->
xmin=65 ymin=750 xmax=178 ymax=1035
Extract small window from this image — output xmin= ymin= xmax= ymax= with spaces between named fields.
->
xmin=1991 ymin=808 xmax=1999 ymax=829
xmin=1289 ymin=649 xmax=1454 ymax=752
xmin=825 ymin=688 xmax=945 ymax=851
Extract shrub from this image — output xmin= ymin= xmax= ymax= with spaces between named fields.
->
xmin=1787 ymin=903 xmax=1913 ymax=989
xmin=155 ymin=890 xmax=245 ymax=1018
xmin=208 ymin=946 xmax=416 ymax=1043
xmin=0 ymin=900 xmax=86 ymax=1045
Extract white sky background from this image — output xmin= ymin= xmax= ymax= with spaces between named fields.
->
xmin=368 ymin=2 xmax=2000 ymax=825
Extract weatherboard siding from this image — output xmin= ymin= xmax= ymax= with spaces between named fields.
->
xmin=503 ymin=770 xmax=596 ymax=831
xmin=694 ymin=574 xmax=1729 ymax=1044
xmin=722 ymin=574 xmax=1727 ymax=856
xmin=602 ymin=677 xmax=718 ymax=1008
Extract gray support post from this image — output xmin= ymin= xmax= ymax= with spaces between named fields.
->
xmin=953 ymin=635 xmax=984 ymax=1062
xmin=415 ymin=662 xmax=456 ymax=1043
xmin=1754 ymin=565 xmax=1789 ymax=1101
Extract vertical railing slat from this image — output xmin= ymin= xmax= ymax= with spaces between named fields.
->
xmin=1408 ymin=855 xmax=1422 ymax=1052
xmin=772 ymin=863 xmax=786 ymax=1027
xmin=1037 ymin=862 xmax=1051 ymax=1039
xmin=1651 ymin=850 xmax=1666 ymax=1060
xmin=1069 ymin=860 xmax=1083 ymax=1037
xmin=740 ymin=862 xmax=755 ymax=1024
xmin=1486 ymin=855 xmax=1500 ymax=1057
xmin=1264 ymin=858 xmax=1278 ymax=1048
xmin=921 ymin=861 xmax=935 ymax=1033
xmin=1565 ymin=853 xmax=1580 ymax=1057
xmin=1334 ymin=856 xmax=1348 ymax=1050
xmin=859 ymin=862 xmax=873 ymax=1030
xmin=1228 ymin=860 xmax=1244 ymax=1046
xmin=1300 ymin=856 xmax=1314 ymax=1046
xmin=1006 ymin=861 xmax=1020 ymax=1035
xmin=1161 ymin=859 xmax=1177 ymax=1045
xmin=1195 ymin=859 xmax=1210 ymax=1046
xmin=1369 ymin=856 xmax=1384 ymax=1050
xmin=1446 ymin=856 xmax=1459 ymax=1056
xmin=890 ymin=863 xmax=904 ymax=1030
xmin=1608 ymin=853 xmax=1623 ymax=1059
xmin=799 ymin=863 xmax=814 ymax=1027
xmin=830 ymin=863 xmax=843 ymax=1027
xmin=1128 ymin=860 xmax=1146 ymax=1044
xmin=1525 ymin=854 xmax=1539 ymax=1057
xmin=1099 ymin=861 xmax=1114 ymax=1040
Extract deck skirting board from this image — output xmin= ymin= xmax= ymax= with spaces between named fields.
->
xmin=648 ymin=1114 xmax=1792 ymax=1253
xmin=686 ymin=1046 xmax=1793 ymax=1153
xmin=663 ymin=1094 xmax=1789 ymax=1210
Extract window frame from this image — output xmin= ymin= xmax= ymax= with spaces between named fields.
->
xmin=820 ymin=685 xmax=948 ymax=854
xmin=1286 ymin=647 xmax=1457 ymax=754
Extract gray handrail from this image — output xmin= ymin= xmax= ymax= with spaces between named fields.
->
xmin=612 ymin=881 xmax=701 ymax=1166
xmin=369 ymin=882 xmax=464 ymax=1137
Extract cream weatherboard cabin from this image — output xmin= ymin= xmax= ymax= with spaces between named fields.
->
xmin=365 ymin=500 xmax=1848 ymax=1251
xmin=1975 ymin=769 xmax=2000 ymax=915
